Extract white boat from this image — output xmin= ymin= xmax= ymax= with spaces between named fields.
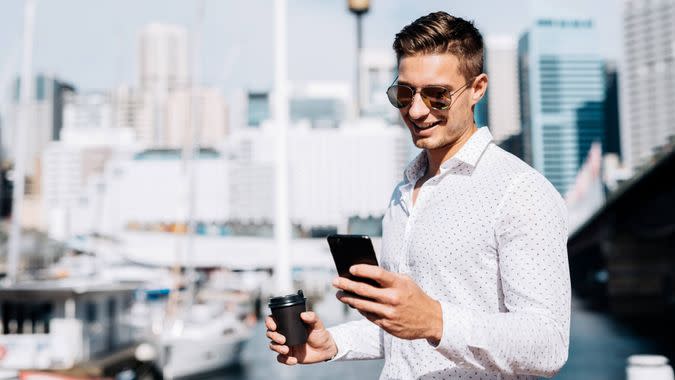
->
xmin=159 ymin=304 xmax=251 ymax=379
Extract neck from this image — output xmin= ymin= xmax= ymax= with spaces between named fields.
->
xmin=425 ymin=123 xmax=478 ymax=176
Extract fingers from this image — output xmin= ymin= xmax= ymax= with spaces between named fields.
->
xmin=358 ymin=310 xmax=387 ymax=327
xmin=300 ymin=311 xmax=325 ymax=330
xmin=336 ymin=290 xmax=391 ymax=318
xmin=332 ymin=276 xmax=391 ymax=303
xmin=266 ymin=315 xmax=287 ymax=345
xmin=277 ymin=354 xmax=298 ymax=365
xmin=350 ymin=264 xmax=397 ymax=287
xmin=265 ymin=315 xmax=277 ymax=331
xmin=266 ymin=330 xmax=286 ymax=345
xmin=269 ymin=342 xmax=289 ymax=355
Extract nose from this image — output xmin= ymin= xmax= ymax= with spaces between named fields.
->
xmin=407 ymin=93 xmax=430 ymax=120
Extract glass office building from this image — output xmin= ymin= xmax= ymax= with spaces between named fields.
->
xmin=519 ymin=18 xmax=606 ymax=194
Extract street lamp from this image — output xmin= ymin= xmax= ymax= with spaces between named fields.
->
xmin=348 ymin=0 xmax=369 ymax=118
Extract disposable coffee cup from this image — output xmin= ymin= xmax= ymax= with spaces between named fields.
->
xmin=269 ymin=290 xmax=308 ymax=347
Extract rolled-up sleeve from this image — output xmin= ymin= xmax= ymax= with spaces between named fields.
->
xmin=430 ymin=170 xmax=571 ymax=378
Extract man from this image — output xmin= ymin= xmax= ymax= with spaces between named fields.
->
xmin=266 ymin=11 xmax=570 ymax=379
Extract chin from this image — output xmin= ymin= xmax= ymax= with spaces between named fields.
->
xmin=412 ymin=138 xmax=436 ymax=150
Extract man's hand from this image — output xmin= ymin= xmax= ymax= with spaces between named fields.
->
xmin=266 ymin=311 xmax=338 ymax=365
xmin=333 ymin=264 xmax=443 ymax=344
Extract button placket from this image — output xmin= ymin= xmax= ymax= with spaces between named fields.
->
xmin=402 ymin=178 xmax=440 ymax=273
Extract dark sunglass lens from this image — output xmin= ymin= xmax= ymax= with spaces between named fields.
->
xmin=387 ymin=85 xmax=413 ymax=108
xmin=421 ymin=87 xmax=450 ymax=109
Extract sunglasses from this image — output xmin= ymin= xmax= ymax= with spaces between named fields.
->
xmin=386 ymin=76 xmax=475 ymax=110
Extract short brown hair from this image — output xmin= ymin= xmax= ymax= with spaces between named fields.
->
xmin=393 ymin=11 xmax=484 ymax=81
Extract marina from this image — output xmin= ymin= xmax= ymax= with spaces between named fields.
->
xmin=0 ymin=0 xmax=674 ymax=379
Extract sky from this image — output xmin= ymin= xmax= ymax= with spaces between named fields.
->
xmin=0 ymin=0 xmax=622 ymax=97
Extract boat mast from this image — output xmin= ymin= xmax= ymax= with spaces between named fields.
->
xmin=181 ymin=0 xmax=205 ymax=306
xmin=6 ymin=0 xmax=36 ymax=285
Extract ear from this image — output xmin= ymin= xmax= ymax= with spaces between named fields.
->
xmin=470 ymin=73 xmax=488 ymax=106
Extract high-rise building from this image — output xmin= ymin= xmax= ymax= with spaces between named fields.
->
xmin=136 ymin=23 xmax=189 ymax=146
xmin=620 ymin=0 xmax=675 ymax=171
xmin=603 ymin=63 xmax=621 ymax=157
xmin=111 ymin=85 xmax=154 ymax=146
xmin=484 ymin=36 xmax=521 ymax=143
xmin=246 ymin=91 xmax=270 ymax=127
xmin=474 ymin=94 xmax=489 ymax=128
xmin=63 ymin=92 xmax=113 ymax=131
xmin=5 ymin=74 xmax=75 ymax=178
xmin=519 ymin=17 xmax=606 ymax=194
xmin=166 ymin=87 xmax=228 ymax=149
xmin=138 ymin=23 xmax=189 ymax=93
xmin=41 ymin=126 xmax=136 ymax=240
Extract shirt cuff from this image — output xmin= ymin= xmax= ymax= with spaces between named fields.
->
xmin=428 ymin=301 xmax=475 ymax=366
xmin=326 ymin=324 xmax=352 ymax=361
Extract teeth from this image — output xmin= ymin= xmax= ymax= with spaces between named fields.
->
xmin=415 ymin=122 xmax=438 ymax=130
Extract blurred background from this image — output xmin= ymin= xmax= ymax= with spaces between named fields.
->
xmin=0 ymin=0 xmax=673 ymax=379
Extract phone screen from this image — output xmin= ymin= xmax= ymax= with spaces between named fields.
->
xmin=327 ymin=234 xmax=380 ymax=288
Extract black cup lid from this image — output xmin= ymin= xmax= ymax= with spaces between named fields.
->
xmin=269 ymin=290 xmax=306 ymax=308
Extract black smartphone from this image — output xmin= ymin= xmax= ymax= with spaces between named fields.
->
xmin=327 ymin=234 xmax=380 ymax=288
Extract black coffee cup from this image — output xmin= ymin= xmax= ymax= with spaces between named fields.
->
xmin=269 ymin=290 xmax=308 ymax=347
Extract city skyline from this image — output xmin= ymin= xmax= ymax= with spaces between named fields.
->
xmin=0 ymin=0 xmax=622 ymax=97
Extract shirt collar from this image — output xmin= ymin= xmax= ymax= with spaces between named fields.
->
xmin=450 ymin=127 xmax=494 ymax=168
xmin=403 ymin=127 xmax=494 ymax=183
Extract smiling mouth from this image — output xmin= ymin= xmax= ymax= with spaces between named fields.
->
xmin=413 ymin=121 xmax=442 ymax=131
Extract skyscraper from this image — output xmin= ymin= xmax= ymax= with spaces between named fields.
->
xmin=138 ymin=23 xmax=189 ymax=93
xmin=621 ymin=0 xmax=675 ymax=171
xmin=137 ymin=23 xmax=189 ymax=146
xmin=166 ymin=87 xmax=228 ymax=149
xmin=484 ymin=36 xmax=521 ymax=144
xmin=111 ymin=85 xmax=154 ymax=145
xmin=5 ymin=74 xmax=75 ymax=178
xmin=519 ymin=17 xmax=606 ymax=194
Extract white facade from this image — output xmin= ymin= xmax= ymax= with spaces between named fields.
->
xmin=138 ymin=23 xmax=189 ymax=93
xmin=225 ymin=119 xmax=410 ymax=228
xmin=111 ymin=86 xmax=154 ymax=146
xmin=42 ymin=145 xmax=114 ymax=240
xmin=620 ymin=0 xmax=675 ymax=171
xmin=166 ymin=87 xmax=228 ymax=149
xmin=485 ymin=36 xmax=521 ymax=143
xmin=49 ymin=118 xmax=411 ymax=240
xmin=99 ymin=153 xmax=230 ymax=236
xmin=360 ymin=50 xmax=398 ymax=121
xmin=41 ymin=127 xmax=138 ymax=240
xmin=63 ymin=92 xmax=112 ymax=131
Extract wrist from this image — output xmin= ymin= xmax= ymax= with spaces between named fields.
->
xmin=324 ymin=334 xmax=339 ymax=361
xmin=425 ymin=299 xmax=443 ymax=345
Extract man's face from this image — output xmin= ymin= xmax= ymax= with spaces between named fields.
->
xmin=397 ymin=53 xmax=476 ymax=152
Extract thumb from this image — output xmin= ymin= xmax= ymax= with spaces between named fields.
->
xmin=300 ymin=311 xmax=325 ymax=330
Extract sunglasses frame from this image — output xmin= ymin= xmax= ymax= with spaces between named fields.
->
xmin=386 ymin=76 xmax=475 ymax=110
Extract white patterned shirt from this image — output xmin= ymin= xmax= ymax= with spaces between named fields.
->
xmin=328 ymin=127 xmax=570 ymax=379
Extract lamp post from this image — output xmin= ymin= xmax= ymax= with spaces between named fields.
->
xmin=348 ymin=0 xmax=369 ymax=119
xmin=274 ymin=0 xmax=292 ymax=294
